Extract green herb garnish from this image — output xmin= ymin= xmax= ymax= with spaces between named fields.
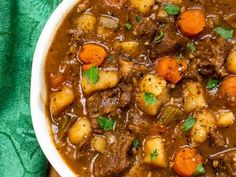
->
xmin=194 ymin=164 xmax=206 ymax=176
xmin=182 ymin=116 xmax=196 ymax=132
xmin=144 ymin=92 xmax=156 ymax=105
xmin=206 ymin=79 xmax=219 ymax=90
xmin=164 ymin=4 xmax=180 ymax=16
xmin=150 ymin=149 xmax=158 ymax=160
xmin=135 ymin=15 xmax=142 ymax=23
xmin=83 ymin=66 xmax=99 ymax=84
xmin=187 ymin=42 xmax=196 ymax=53
xmin=153 ymin=31 xmax=165 ymax=44
xmin=214 ymin=27 xmax=234 ymax=40
xmin=98 ymin=116 xmax=115 ymax=131
xmin=132 ymin=139 xmax=140 ymax=148
xmin=125 ymin=23 xmax=132 ymax=30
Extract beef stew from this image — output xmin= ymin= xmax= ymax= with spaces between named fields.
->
xmin=46 ymin=0 xmax=236 ymax=176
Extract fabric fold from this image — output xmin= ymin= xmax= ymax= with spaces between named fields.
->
xmin=0 ymin=1 xmax=61 ymax=176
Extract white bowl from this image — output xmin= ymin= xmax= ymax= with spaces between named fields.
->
xmin=30 ymin=0 xmax=81 ymax=176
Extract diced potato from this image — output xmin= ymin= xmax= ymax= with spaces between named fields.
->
xmin=121 ymin=41 xmax=139 ymax=55
xmin=143 ymin=136 xmax=168 ymax=168
xmin=191 ymin=109 xmax=216 ymax=147
xmin=81 ymin=70 xmax=119 ymax=95
xmin=97 ymin=15 xmax=119 ymax=38
xmin=130 ymin=0 xmax=156 ymax=13
xmin=76 ymin=13 xmax=96 ymax=33
xmin=118 ymin=58 xmax=133 ymax=78
xmin=50 ymin=85 xmax=75 ymax=116
xmin=136 ymin=93 xmax=162 ymax=116
xmin=91 ymin=135 xmax=107 ymax=153
xmin=217 ymin=111 xmax=235 ymax=128
xmin=156 ymin=87 xmax=170 ymax=104
xmin=136 ymin=86 xmax=170 ymax=116
xmin=139 ymin=74 xmax=167 ymax=96
xmin=227 ymin=50 xmax=236 ymax=74
xmin=68 ymin=117 xmax=92 ymax=146
xmin=183 ymin=82 xmax=207 ymax=112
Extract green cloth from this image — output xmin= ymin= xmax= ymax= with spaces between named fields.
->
xmin=0 ymin=1 xmax=61 ymax=176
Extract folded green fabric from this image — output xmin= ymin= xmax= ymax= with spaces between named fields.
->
xmin=0 ymin=1 xmax=61 ymax=176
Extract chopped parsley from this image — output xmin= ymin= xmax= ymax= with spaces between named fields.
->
xmin=194 ymin=164 xmax=206 ymax=176
xmin=182 ymin=116 xmax=196 ymax=132
xmin=206 ymin=79 xmax=219 ymax=90
xmin=98 ymin=116 xmax=115 ymax=131
xmin=135 ymin=15 xmax=142 ymax=23
xmin=125 ymin=23 xmax=132 ymax=30
xmin=164 ymin=4 xmax=180 ymax=16
xmin=187 ymin=42 xmax=196 ymax=53
xmin=132 ymin=139 xmax=140 ymax=148
xmin=214 ymin=27 xmax=234 ymax=40
xmin=153 ymin=31 xmax=165 ymax=44
xmin=144 ymin=92 xmax=156 ymax=105
xmin=150 ymin=149 xmax=158 ymax=160
xmin=83 ymin=66 xmax=99 ymax=84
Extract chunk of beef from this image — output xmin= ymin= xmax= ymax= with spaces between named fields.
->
xmin=99 ymin=15 xmax=119 ymax=29
xmin=132 ymin=63 xmax=150 ymax=79
xmin=131 ymin=15 xmax=158 ymax=43
xmin=211 ymin=150 xmax=236 ymax=176
xmin=193 ymin=37 xmax=232 ymax=77
xmin=209 ymin=130 xmax=226 ymax=148
xmin=94 ymin=132 xmax=134 ymax=177
xmin=97 ymin=15 xmax=119 ymax=38
xmin=87 ymin=88 xmax=120 ymax=120
xmin=124 ymin=163 xmax=153 ymax=177
xmin=87 ymin=84 xmax=134 ymax=130
xmin=183 ymin=63 xmax=202 ymax=81
xmin=119 ymin=83 xmax=132 ymax=108
xmin=149 ymin=24 xmax=188 ymax=59
xmin=223 ymin=151 xmax=236 ymax=176
xmin=127 ymin=108 xmax=151 ymax=135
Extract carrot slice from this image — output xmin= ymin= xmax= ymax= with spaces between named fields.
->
xmin=219 ymin=76 xmax=236 ymax=107
xmin=155 ymin=57 xmax=187 ymax=84
xmin=79 ymin=44 xmax=107 ymax=69
xmin=173 ymin=147 xmax=203 ymax=177
xmin=177 ymin=9 xmax=206 ymax=37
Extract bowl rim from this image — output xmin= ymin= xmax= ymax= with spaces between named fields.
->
xmin=30 ymin=0 xmax=81 ymax=176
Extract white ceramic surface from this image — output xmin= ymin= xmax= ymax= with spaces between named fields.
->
xmin=30 ymin=0 xmax=81 ymax=176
